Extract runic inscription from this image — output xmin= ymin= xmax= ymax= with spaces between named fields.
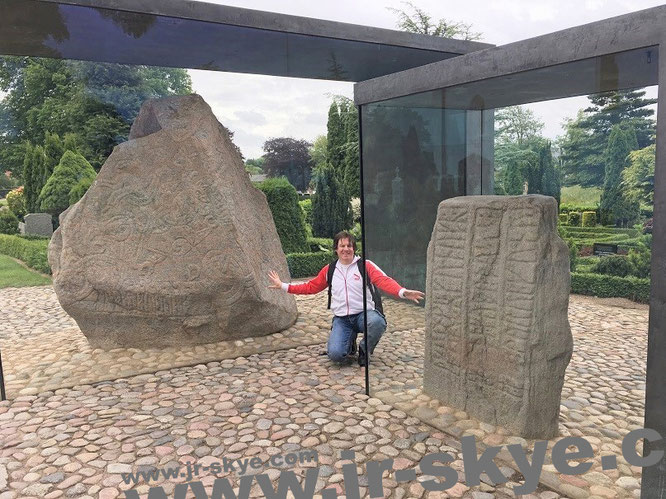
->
xmin=424 ymin=195 xmax=573 ymax=439
xmin=49 ymin=95 xmax=297 ymax=349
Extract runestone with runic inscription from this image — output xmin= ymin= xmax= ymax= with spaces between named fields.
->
xmin=424 ymin=195 xmax=573 ymax=439
xmin=49 ymin=95 xmax=298 ymax=349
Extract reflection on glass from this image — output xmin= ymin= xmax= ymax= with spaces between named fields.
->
xmin=362 ymin=48 xmax=658 ymax=497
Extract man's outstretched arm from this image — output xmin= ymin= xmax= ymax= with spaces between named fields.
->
xmin=366 ymin=260 xmax=425 ymax=304
xmin=268 ymin=265 xmax=329 ymax=295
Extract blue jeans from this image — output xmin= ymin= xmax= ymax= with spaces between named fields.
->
xmin=327 ymin=310 xmax=387 ymax=364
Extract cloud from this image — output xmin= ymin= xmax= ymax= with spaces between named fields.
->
xmin=188 ymin=0 xmax=663 ymax=158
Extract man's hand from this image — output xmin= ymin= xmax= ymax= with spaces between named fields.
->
xmin=268 ymin=270 xmax=283 ymax=289
xmin=403 ymin=289 xmax=425 ymax=304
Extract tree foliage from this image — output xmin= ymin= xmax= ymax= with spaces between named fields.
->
xmin=38 ymin=150 xmax=97 ymax=218
xmin=622 ymin=144 xmax=655 ymax=205
xmin=387 ymin=1 xmax=482 ymax=40
xmin=559 ymin=89 xmax=656 ymax=187
xmin=0 ymin=56 xmax=192 ymax=174
xmin=311 ymin=164 xmax=353 ymax=238
xmin=599 ymin=125 xmax=640 ymax=226
xmin=309 ymin=135 xmax=328 ymax=170
xmin=326 ymin=102 xmax=346 ymax=175
xmin=495 ymin=106 xmax=544 ymax=146
xmin=494 ymin=106 xmax=557 ymax=198
xmin=262 ymin=137 xmax=312 ymax=192
xmin=257 ymin=177 xmax=308 ymax=254
xmin=342 ymin=102 xmax=360 ymax=198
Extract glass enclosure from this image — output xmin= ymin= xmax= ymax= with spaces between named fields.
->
xmin=361 ymin=46 xmax=658 ymax=491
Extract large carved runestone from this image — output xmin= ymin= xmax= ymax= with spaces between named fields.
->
xmin=424 ymin=195 xmax=573 ymax=439
xmin=49 ymin=94 xmax=298 ymax=349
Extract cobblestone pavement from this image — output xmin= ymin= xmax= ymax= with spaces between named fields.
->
xmin=0 ymin=347 xmax=558 ymax=499
xmin=371 ymin=296 xmax=648 ymax=499
xmin=0 ymin=286 xmax=650 ymax=498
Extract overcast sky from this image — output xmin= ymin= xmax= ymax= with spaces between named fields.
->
xmin=189 ymin=0 xmax=662 ymax=159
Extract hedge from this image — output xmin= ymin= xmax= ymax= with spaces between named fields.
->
xmin=567 ymin=211 xmax=581 ymax=227
xmin=0 ymin=234 xmax=51 ymax=274
xmin=562 ymin=226 xmax=639 ymax=236
xmin=558 ymin=213 xmax=568 ymax=225
xmin=257 ymin=178 xmax=309 ymax=254
xmin=582 ymin=211 xmax=596 ymax=227
xmin=287 ymin=251 xmax=334 ymax=278
xmin=560 ymin=204 xmax=598 ymax=214
xmin=571 ymin=272 xmax=650 ymax=303
xmin=307 ymin=237 xmax=333 ymax=252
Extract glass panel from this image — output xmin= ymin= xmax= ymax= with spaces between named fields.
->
xmin=1 ymin=0 xmax=464 ymax=81
xmin=362 ymin=47 xmax=658 ymax=498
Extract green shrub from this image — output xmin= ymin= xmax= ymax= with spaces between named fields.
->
xmin=582 ymin=211 xmax=596 ymax=227
xmin=627 ymin=247 xmax=651 ymax=279
xmin=558 ymin=213 xmax=568 ymax=225
xmin=311 ymin=164 xmax=353 ymax=238
xmin=6 ymin=186 xmax=26 ymax=220
xmin=69 ymin=175 xmax=95 ymax=205
xmin=286 ymin=251 xmax=334 ymax=278
xmin=307 ymin=237 xmax=333 ymax=252
xmin=592 ymin=255 xmax=632 ymax=277
xmin=627 ymin=236 xmax=651 ymax=278
xmin=38 ymin=151 xmax=96 ymax=218
xmin=0 ymin=234 xmax=51 ymax=273
xmin=571 ymin=272 xmax=650 ymax=303
xmin=299 ymin=199 xmax=313 ymax=226
xmin=0 ymin=209 xmax=19 ymax=235
xmin=558 ymin=226 xmax=577 ymax=272
xmin=567 ymin=211 xmax=581 ymax=227
xmin=559 ymin=203 xmax=598 ymax=214
xmin=257 ymin=177 xmax=309 ymax=254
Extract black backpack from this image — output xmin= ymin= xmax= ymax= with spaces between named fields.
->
xmin=326 ymin=259 xmax=384 ymax=315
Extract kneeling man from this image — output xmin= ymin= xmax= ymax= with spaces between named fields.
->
xmin=268 ymin=231 xmax=424 ymax=366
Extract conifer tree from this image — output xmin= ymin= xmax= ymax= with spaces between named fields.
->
xmin=326 ymin=103 xmax=345 ymax=175
xmin=538 ymin=141 xmax=561 ymax=204
xmin=311 ymin=164 xmax=353 ymax=238
xmin=38 ymin=150 xmax=96 ymax=218
xmin=43 ymin=132 xmax=65 ymax=185
xmin=23 ymin=144 xmax=45 ymax=213
xmin=600 ymin=125 xmax=640 ymax=226
xmin=342 ymin=104 xmax=360 ymax=198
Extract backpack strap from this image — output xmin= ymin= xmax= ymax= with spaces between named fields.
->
xmin=357 ymin=260 xmax=384 ymax=315
xmin=326 ymin=259 xmax=338 ymax=310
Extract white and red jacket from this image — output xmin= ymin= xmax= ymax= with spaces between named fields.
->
xmin=281 ymin=256 xmax=406 ymax=317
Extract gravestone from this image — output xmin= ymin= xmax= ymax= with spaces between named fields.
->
xmin=424 ymin=195 xmax=573 ymax=439
xmin=49 ymin=94 xmax=298 ymax=349
xmin=19 ymin=213 xmax=53 ymax=237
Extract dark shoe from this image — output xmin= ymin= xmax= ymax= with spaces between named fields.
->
xmin=350 ymin=341 xmax=357 ymax=356
xmin=358 ymin=350 xmax=367 ymax=367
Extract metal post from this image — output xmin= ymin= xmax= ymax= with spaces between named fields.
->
xmin=0 ymin=349 xmax=6 ymax=401
xmin=358 ymin=105 xmax=370 ymax=397
xmin=641 ymin=41 xmax=666 ymax=498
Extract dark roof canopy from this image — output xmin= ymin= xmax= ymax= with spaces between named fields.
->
xmin=1 ymin=0 xmax=492 ymax=81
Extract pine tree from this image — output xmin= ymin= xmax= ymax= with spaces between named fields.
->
xmin=38 ymin=150 xmax=97 ymax=218
xmin=23 ymin=144 xmax=45 ymax=213
xmin=311 ymin=164 xmax=353 ymax=238
xmin=560 ymin=89 xmax=655 ymax=187
xmin=43 ymin=132 xmax=65 ymax=185
xmin=342 ymin=104 xmax=360 ymax=198
xmin=326 ymin=103 xmax=345 ymax=176
xmin=503 ymin=160 xmax=524 ymax=195
xmin=538 ymin=141 xmax=561 ymax=204
xmin=600 ymin=125 xmax=640 ymax=226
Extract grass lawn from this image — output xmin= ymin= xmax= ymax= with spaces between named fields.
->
xmin=0 ymin=254 xmax=51 ymax=288
xmin=561 ymin=185 xmax=602 ymax=205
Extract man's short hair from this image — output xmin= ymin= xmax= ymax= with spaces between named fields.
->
xmin=334 ymin=231 xmax=356 ymax=251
